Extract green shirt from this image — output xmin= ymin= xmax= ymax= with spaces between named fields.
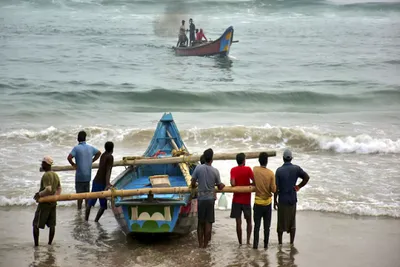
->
xmin=39 ymin=171 xmax=61 ymax=207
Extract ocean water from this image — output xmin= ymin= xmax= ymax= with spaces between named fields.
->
xmin=0 ymin=0 xmax=399 ymax=219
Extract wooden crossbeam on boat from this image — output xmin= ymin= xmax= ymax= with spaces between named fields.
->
xmin=40 ymin=151 xmax=276 ymax=172
xmin=38 ymin=186 xmax=256 ymax=203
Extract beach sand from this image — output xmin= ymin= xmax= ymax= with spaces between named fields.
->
xmin=0 ymin=207 xmax=399 ymax=267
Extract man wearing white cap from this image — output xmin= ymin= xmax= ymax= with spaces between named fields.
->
xmin=274 ymin=149 xmax=309 ymax=246
xmin=32 ymin=156 xmax=62 ymax=247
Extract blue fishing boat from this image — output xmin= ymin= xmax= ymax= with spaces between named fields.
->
xmin=111 ymin=113 xmax=198 ymax=235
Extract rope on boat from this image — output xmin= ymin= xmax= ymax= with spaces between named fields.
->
xmin=172 ymin=148 xmax=188 ymax=157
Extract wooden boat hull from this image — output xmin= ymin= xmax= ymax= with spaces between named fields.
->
xmin=173 ymin=26 xmax=234 ymax=57
xmin=111 ymin=113 xmax=198 ymax=235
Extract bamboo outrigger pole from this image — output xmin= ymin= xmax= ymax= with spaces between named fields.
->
xmin=40 ymin=151 xmax=276 ymax=172
xmin=38 ymin=186 xmax=255 ymax=203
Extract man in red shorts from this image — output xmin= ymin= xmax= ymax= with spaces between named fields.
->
xmin=230 ymin=153 xmax=254 ymax=245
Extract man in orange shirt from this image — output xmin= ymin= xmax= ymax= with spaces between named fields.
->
xmin=252 ymin=152 xmax=276 ymax=249
xmin=230 ymin=153 xmax=254 ymax=245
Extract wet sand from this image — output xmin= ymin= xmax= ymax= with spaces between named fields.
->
xmin=0 ymin=206 xmax=399 ymax=267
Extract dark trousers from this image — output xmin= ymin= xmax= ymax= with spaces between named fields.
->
xmin=190 ymin=33 xmax=195 ymax=45
xmin=253 ymin=203 xmax=272 ymax=248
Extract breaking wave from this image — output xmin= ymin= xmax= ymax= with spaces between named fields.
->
xmin=1 ymin=125 xmax=399 ymax=154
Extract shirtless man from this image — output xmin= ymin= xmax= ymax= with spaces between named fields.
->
xmin=85 ymin=141 xmax=114 ymax=222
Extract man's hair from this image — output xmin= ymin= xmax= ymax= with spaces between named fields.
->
xmin=77 ymin=131 xmax=86 ymax=142
xmin=236 ymin=153 xmax=245 ymax=165
xmin=283 ymin=157 xmax=292 ymax=163
xmin=182 ymin=20 xmax=185 ymax=24
xmin=200 ymin=154 xmax=205 ymax=164
xmin=203 ymin=148 xmax=214 ymax=163
xmin=258 ymin=152 xmax=268 ymax=166
xmin=105 ymin=141 xmax=114 ymax=153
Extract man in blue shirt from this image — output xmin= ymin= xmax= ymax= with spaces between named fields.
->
xmin=67 ymin=131 xmax=101 ymax=210
xmin=274 ymin=149 xmax=309 ymax=245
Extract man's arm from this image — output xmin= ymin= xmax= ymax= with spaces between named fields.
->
xmin=190 ymin=178 xmax=197 ymax=188
xmin=37 ymin=175 xmax=54 ymax=198
xmin=274 ymin=172 xmax=279 ymax=210
xmin=270 ymin=173 xmax=277 ymax=193
xmin=230 ymin=168 xmax=236 ymax=186
xmin=56 ymin=175 xmax=62 ymax=195
xmin=67 ymin=154 xmax=75 ymax=167
xmin=249 ymin=167 xmax=255 ymax=186
xmin=215 ymin=169 xmax=225 ymax=190
xmin=190 ymin=167 xmax=198 ymax=188
xmin=92 ymin=148 xmax=101 ymax=163
xmin=67 ymin=147 xmax=76 ymax=167
xmin=295 ymin=168 xmax=310 ymax=191
xmin=105 ymin=156 xmax=114 ymax=188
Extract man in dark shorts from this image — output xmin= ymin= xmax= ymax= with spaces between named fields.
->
xmin=33 ymin=156 xmax=62 ymax=246
xmin=230 ymin=153 xmax=254 ymax=245
xmin=67 ymin=131 xmax=101 ymax=210
xmin=274 ymin=149 xmax=310 ymax=245
xmin=191 ymin=148 xmax=225 ymax=248
xmin=85 ymin=141 xmax=114 ymax=222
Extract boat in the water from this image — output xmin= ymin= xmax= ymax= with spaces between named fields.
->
xmin=173 ymin=26 xmax=235 ymax=57
xmin=110 ymin=113 xmax=198 ymax=235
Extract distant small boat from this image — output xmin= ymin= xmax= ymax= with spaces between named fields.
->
xmin=173 ymin=26 xmax=236 ymax=57
xmin=111 ymin=113 xmax=198 ymax=235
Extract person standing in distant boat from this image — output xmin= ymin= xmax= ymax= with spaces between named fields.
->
xmin=177 ymin=20 xmax=188 ymax=47
xmin=274 ymin=149 xmax=310 ymax=246
xmin=188 ymin=18 xmax=196 ymax=46
xmin=230 ymin=153 xmax=254 ymax=245
xmin=67 ymin=131 xmax=101 ymax=210
xmin=33 ymin=156 xmax=61 ymax=247
xmin=191 ymin=148 xmax=225 ymax=248
xmin=252 ymin=152 xmax=276 ymax=249
xmin=85 ymin=141 xmax=114 ymax=222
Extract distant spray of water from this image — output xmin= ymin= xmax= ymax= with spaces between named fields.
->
xmin=153 ymin=0 xmax=189 ymax=37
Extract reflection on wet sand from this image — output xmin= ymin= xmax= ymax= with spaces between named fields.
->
xmin=231 ymin=247 xmax=270 ymax=267
xmin=276 ymin=246 xmax=299 ymax=267
xmin=71 ymin=211 xmax=94 ymax=244
xmin=50 ymin=209 xmax=299 ymax=267
xmin=31 ymin=246 xmax=59 ymax=267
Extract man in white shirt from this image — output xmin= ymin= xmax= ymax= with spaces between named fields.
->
xmin=177 ymin=20 xmax=188 ymax=47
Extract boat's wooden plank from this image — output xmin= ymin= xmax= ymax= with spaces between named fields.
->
xmin=38 ymin=185 xmax=255 ymax=202
xmin=41 ymin=151 xmax=276 ymax=172
xmin=124 ymin=194 xmax=183 ymax=201
xmin=116 ymin=200 xmax=187 ymax=206
xmin=123 ymin=176 xmax=187 ymax=190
